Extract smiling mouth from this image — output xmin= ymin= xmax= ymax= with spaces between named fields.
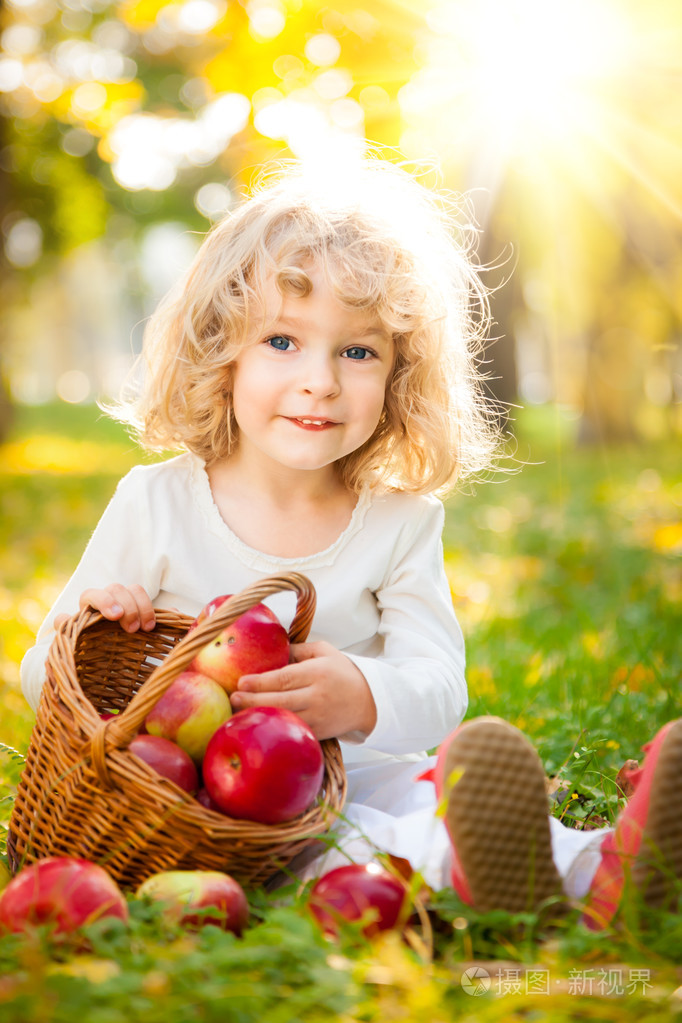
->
xmin=287 ymin=417 xmax=340 ymax=428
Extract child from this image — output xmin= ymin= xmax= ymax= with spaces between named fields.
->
xmin=20 ymin=159 xmax=680 ymax=925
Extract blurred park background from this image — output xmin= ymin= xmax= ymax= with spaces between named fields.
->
xmin=1 ymin=0 xmax=681 ymax=441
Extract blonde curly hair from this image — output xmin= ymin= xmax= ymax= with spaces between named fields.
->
xmin=113 ymin=159 xmax=501 ymax=495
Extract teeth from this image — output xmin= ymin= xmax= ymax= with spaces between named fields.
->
xmin=299 ymin=419 xmax=327 ymax=425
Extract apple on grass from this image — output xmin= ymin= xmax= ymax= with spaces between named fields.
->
xmin=0 ymin=857 xmax=128 ymax=935
xmin=144 ymin=669 xmax=232 ymax=763
xmin=308 ymin=863 xmax=409 ymax=938
xmin=129 ymin=734 xmax=199 ymax=794
xmin=136 ymin=870 xmax=248 ymax=933
xmin=202 ymin=706 xmax=324 ymax=824
xmin=189 ymin=596 xmax=289 ymax=695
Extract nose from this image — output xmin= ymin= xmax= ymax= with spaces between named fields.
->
xmin=299 ymin=350 xmax=341 ymax=399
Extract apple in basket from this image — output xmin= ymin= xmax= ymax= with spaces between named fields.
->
xmin=308 ymin=863 xmax=409 ymax=938
xmin=196 ymin=787 xmax=224 ymax=813
xmin=136 ymin=869 xmax=249 ymax=934
xmin=144 ymin=669 xmax=232 ymax=763
xmin=0 ymin=857 xmax=128 ymax=935
xmin=129 ymin=734 xmax=199 ymax=794
xmin=202 ymin=707 xmax=324 ymax=824
xmin=189 ymin=596 xmax=289 ymax=695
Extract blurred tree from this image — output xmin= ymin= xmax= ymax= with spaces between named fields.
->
xmin=0 ymin=0 xmax=16 ymax=439
xmin=579 ymin=226 xmax=681 ymax=443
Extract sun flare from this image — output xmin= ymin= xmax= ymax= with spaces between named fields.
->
xmin=400 ymin=0 xmax=682 ymax=227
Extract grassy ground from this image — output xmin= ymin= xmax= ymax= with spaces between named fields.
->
xmin=1 ymin=402 xmax=681 ymax=1020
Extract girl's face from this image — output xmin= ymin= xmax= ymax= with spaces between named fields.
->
xmin=229 ymin=264 xmax=393 ymax=482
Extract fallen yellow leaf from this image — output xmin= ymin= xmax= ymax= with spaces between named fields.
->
xmin=652 ymin=522 xmax=682 ymax=552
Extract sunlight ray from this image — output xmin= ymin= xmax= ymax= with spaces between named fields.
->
xmin=582 ymin=116 xmax=682 ymax=224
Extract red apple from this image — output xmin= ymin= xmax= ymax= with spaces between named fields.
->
xmin=202 ymin=707 xmax=324 ymax=824
xmin=136 ymin=869 xmax=248 ymax=933
xmin=188 ymin=594 xmax=233 ymax=630
xmin=129 ymin=734 xmax=199 ymax=794
xmin=189 ymin=596 xmax=289 ymax=695
xmin=144 ymin=669 xmax=232 ymax=763
xmin=308 ymin=863 xmax=408 ymax=938
xmin=0 ymin=857 xmax=128 ymax=935
xmin=196 ymin=787 xmax=225 ymax=813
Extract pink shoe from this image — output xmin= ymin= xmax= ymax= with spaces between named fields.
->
xmin=584 ymin=718 xmax=682 ymax=929
xmin=421 ymin=717 xmax=564 ymax=914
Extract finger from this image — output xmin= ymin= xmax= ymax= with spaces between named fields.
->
xmin=101 ymin=585 xmax=140 ymax=631
xmin=237 ymin=663 xmax=311 ymax=693
xmin=79 ymin=588 xmax=126 ymax=621
xmin=230 ymin=688 xmax=306 ymax=715
xmin=128 ymin=584 xmax=156 ymax=631
xmin=79 ymin=585 xmax=144 ymax=633
xmin=101 ymin=584 xmax=154 ymax=632
xmin=288 ymin=641 xmax=333 ymax=662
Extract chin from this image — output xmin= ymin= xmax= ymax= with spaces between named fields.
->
xmin=269 ymin=448 xmax=342 ymax=474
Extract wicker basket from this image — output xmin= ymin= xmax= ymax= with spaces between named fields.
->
xmin=7 ymin=572 xmax=346 ymax=889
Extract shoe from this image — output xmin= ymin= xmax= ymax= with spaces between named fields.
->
xmin=584 ymin=717 xmax=682 ymax=929
xmin=421 ymin=716 xmax=564 ymax=914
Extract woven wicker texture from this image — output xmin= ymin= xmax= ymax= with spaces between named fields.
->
xmin=8 ymin=573 xmax=346 ymax=889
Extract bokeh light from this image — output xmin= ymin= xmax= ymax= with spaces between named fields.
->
xmin=107 ymin=93 xmax=250 ymax=190
xmin=194 ymin=181 xmax=233 ymax=219
xmin=4 ymin=218 xmax=43 ymax=267
xmin=247 ymin=1 xmax=286 ymax=42
xmin=56 ymin=369 xmax=90 ymax=403
xmin=304 ymin=33 xmax=341 ymax=67
xmin=178 ymin=0 xmax=226 ymax=34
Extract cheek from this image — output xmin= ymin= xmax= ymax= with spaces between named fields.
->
xmin=356 ymin=377 xmax=389 ymax=433
xmin=231 ymin=356 xmax=272 ymax=410
xmin=371 ymin=368 xmax=392 ymax=413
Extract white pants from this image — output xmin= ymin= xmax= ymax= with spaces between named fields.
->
xmin=288 ymin=756 xmax=611 ymax=899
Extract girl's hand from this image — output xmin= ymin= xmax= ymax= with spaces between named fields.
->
xmin=53 ymin=584 xmax=156 ymax=634
xmin=231 ymin=640 xmax=377 ymax=741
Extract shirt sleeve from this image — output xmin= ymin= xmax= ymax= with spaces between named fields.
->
xmin=340 ymin=497 xmax=468 ymax=756
xmin=20 ymin=468 xmax=158 ymax=712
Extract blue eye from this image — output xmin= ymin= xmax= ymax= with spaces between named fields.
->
xmin=344 ymin=346 xmax=373 ymax=360
xmin=266 ymin=335 xmax=293 ymax=351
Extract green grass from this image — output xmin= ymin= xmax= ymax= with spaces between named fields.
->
xmin=1 ymin=402 xmax=681 ymax=1020
xmin=446 ymin=428 xmax=681 ymax=819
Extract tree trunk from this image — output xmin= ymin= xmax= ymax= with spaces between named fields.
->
xmin=577 ymin=231 xmax=678 ymax=445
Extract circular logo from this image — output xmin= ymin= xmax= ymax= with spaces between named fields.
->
xmin=461 ymin=966 xmax=491 ymax=996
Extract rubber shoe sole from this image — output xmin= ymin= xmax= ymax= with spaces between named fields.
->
xmin=632 ymin=721 xmax=682 ymax=905
xmin=585 ymin=718 xmax=682 ymax=927
xmin=441 ymin=717 xmax=564 ymax=914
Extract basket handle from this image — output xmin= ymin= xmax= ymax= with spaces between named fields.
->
xmin=90 ymin=572 xmax=316 ymax=780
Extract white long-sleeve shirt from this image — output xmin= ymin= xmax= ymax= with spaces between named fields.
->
xmin=20 ymin=453 xmax=467 ymax=768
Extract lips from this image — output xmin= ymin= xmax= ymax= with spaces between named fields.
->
xmin=286 ymin=417 xmax=340 ymax=429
